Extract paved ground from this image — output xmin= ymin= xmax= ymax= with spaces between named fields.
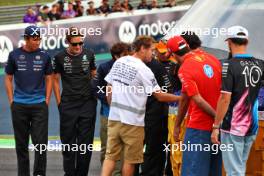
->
xmin=0 ymin=149 xmax=101 ymax=176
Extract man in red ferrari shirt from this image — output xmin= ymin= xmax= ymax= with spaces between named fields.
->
xmin=167 ymin=35 xmax=222 ymax=176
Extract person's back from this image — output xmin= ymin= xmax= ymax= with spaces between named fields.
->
xmin=141 ymin=58 xmax=170 ymax=176
xmin=221 ymin=56 xmax=264 ymax=135
xmin=107 ymin=55 xmax=158 ymax=126
xmin=94 ymin=42 xmax=129 ymax=172
xmin=102 ymin=36 xmax=180 ymax=176
xmin=96 ymin=59 xmax=115 ymax=103
xmin=146 ymin=59 xmax=170 ymax=111
xmin=167 ymin=35 xmax=222 ymax=176
xmin=193 ymin=48 xmax=222 ymax=76
xmin=211 ymin=26 xmax=264 ymax=176
xmin=178 ymin=51 xmax=221 ymax=131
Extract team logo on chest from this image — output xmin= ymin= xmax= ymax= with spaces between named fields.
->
xmin=18 ymin=55 xmax=27 ymax=64
xmin=64 ymin=56 xmax=72 ymax=73
xmin=64 ymin=56 xmax=71 ymax=63
xmin=19 ymin=55 xmax=25 ymax=60
xmin=203 ymin=64 xmax=214 ymax=78
xmin=35 ymin=55 xmax=41 ymax=60
xmin=33 ymin=55 xmax=43 ymax=71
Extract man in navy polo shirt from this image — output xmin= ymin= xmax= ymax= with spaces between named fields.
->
xmin=4 ymin=25 xmax=52 ymax=176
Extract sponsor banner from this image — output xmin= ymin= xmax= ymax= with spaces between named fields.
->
xmin=0 ymin=8 xmax=187 ymax=136
xmin=0 ymin=8 xmax=186 ymax=68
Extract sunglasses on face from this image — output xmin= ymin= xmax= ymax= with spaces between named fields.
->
xmin=70 ymin=42 xmax=84 ymax=46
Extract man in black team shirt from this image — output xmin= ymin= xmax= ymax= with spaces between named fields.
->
xmin=140 ymin=52 xmax=172 ymax=176
xmin=53 ymin=27 xmax=97 ymax=176
xmin=211 ymin=26 xmax=264 ymax=175
xmin=155 ymin=40 xmax=182 ymax=176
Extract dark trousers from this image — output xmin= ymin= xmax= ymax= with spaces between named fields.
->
xmin=11 ymin=102 xmax=48 ymax=176
xmin=165 ymin=150 xmax=173 ymax=176
xmin=59 ymin=99 xmax=97 ymax=176
xmin=141 ymin=115 xmax=168 ymax=176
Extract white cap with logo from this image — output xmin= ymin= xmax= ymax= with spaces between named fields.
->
xmin=226 ymin=26 xmax=249 ymax=40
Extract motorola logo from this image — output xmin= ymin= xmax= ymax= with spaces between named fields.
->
xmin=118 ymin=20 xmax=177 ymax=43
xmin=118 ymin=21 xmax=137 ymax=43
xmin=0 ymin=36 xmax=13 ymax=63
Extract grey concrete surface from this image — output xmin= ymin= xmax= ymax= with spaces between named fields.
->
xmin=0 ymin=149 xmax=101 ymax=176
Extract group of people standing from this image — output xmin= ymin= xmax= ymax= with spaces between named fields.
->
xmin=5 ymin=26 xmax=97 ymax=176
xmin=4 ymin=24 xmax=263 ymax=176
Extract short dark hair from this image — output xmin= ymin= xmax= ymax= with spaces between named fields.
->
xmin=174 ymin=47 xmax=191 ymax=56
xmin=110 ymin=42 xmax=130 ymax=59
xmin=181 ymin=31 xmax=202 ymax=50
xmin=230 ymin=37 xmax=248 ymax=46
xmin=66 ymin=27 xmax=84 ymax=42
xmin=42 ymin=5 xmax=49 ymax=10
xmin=133 ymin=36 xmax=155 ymax=52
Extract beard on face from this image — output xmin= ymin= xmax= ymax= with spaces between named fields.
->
xmin=228 ymin=43 xmax=233 ymax=60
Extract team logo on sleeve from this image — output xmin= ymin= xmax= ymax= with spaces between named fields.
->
xmin=82 ymin=55 xmax=88 ymax=61
xmin=203 ymin=64 xmax=214 ymax=78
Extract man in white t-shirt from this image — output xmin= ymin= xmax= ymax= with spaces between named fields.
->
xmin=101 ymin=36 xmax=181 ymax=176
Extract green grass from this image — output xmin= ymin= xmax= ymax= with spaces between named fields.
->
xmin=0 ymin=0 xmax=54 ymax=6
xmin=0 ymin=135 xmax=101 ymax=148
xmin=96 ymin=52 xmax=112 ymax=61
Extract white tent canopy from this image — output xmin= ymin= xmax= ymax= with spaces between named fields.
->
xmin=164 ymin=0 xmax=264 ymax=60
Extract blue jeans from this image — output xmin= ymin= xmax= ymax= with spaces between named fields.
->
xmin=181 ymin=128 xmax=222 ymax=176
xmin=221 ymin=132 xmax=256 ymax=176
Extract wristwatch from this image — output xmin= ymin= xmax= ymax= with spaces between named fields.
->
xmin=212 ymin=124 xmax=220 ymax=129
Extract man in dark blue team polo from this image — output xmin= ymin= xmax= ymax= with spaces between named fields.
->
xmin=4 ymin=25 xmax=53 ymax=176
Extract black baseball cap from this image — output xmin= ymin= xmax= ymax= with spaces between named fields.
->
xmin=23 ymin=25 xmax=41 ymax=37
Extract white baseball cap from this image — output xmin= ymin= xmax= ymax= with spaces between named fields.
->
xmin=226 ymin=26 xmax=249 ymax=40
